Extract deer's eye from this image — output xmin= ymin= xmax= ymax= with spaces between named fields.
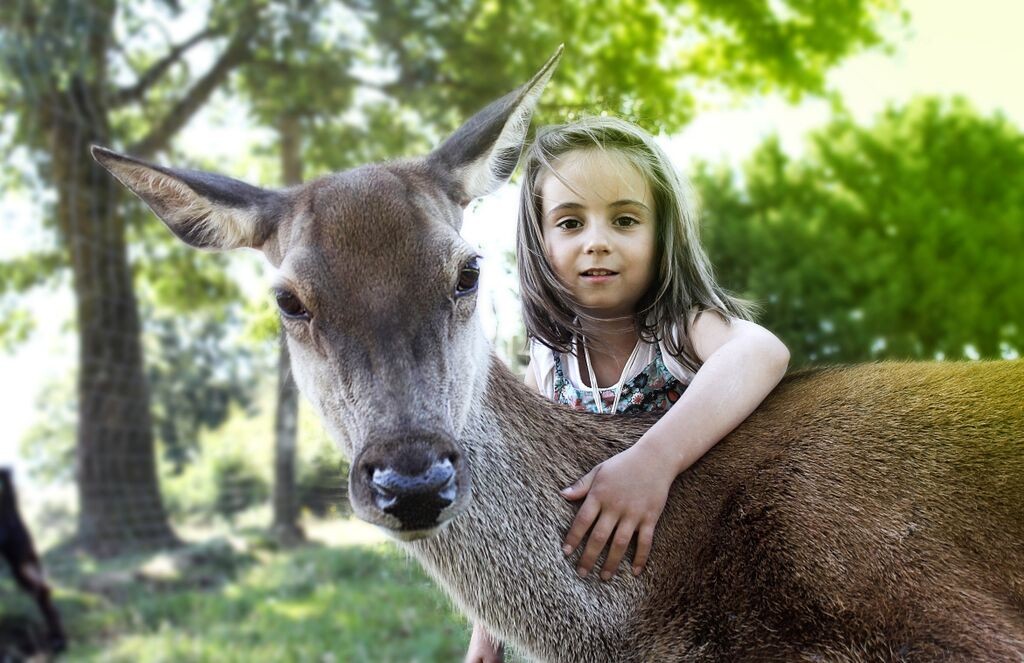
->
xmin=456 ymin=257 xmax=480 ymax=297
xmin=275 ymin=289 xmax=310 ymax=320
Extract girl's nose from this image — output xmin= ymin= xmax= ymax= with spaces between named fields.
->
xmin=583 ymin=224 xmax=611 ymax=254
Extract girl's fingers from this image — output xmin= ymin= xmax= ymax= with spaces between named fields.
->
xmin=577 ymin=512 xmax=617 ymax=577
xmin=599 ymin=520 xmax=637 ymax=580
xmin=561 ymin=466 xmax=598 ymax=500
xmin=631 ymin=523 xmax=656 ymax=575
xmin=562 ymin=496 xmax=601 ymax=555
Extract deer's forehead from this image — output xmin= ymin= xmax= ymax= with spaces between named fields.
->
xmin=278 ymin=166 xmax=468 ymax=285
xmin=298 ymin=165 xmax=458 ymax=243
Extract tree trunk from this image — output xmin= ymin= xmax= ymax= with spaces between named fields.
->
xmin=271 ymin=113 xmax=305 ymax=545
xmin=9 ymin=0 xmax=256 ymax=557
xmin=49 ymin=82 xmax=178 ymax=557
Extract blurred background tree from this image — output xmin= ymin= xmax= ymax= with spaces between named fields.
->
xmin=699 ymin=97 xmax=1024 ymax=365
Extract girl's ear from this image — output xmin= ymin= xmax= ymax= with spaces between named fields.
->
xmin=428 ymin=45 xmax=562 ymax=209
xmin=91 ymin=146 xmax=285 ymax=251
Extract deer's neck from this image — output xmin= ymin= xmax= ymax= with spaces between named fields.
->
xmin=407 ymin=354 xmax=649 ymax=661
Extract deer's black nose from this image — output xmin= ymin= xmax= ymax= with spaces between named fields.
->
xmin=350 ymin=433 xmax=469 ymax=533
xmin=366 ymin=456 xmax=458 ymax=529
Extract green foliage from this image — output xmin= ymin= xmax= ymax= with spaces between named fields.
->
xmin=297 ymin=446 xmax=350 ymax=518
xmin=129 ymin=204 xmax=245 ymax=314
xmin=0 ymin=305 xmax=34 ymax=350
xmin=364 ymin=0 xmax=904 ymax=134
xmin=0 ymin=252 xmax=63 ymax=349
xmin=143 ymin=309 xmax=263 ymax=474
xmin=241 ymin=295 xmax=281 ymax=345
xmin=159 ymin=382 xmax=337 ymax=524
xmin=698 ymin=97 xmax=1024 ymax=365
xmin=19 ymin=375 xmax=77 ymax=484
xmin=212 ymin=456 xmax=269 ymax=523
xmin=228 ymin=0 xmax=906 ymax=178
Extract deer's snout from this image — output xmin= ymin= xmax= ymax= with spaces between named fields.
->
xmin=368 ymin=457 xmax=457 ymax=524
xmin=351 ymin=435 xmax=470 ymax=535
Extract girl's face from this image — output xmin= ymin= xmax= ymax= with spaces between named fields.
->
xmin=539 ymin=149 xmax=657 ymax=320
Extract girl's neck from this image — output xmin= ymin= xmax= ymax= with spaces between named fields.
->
xmin=578 ymin=315 xmax=639 ymax=361
xmin=576 ymin=315 xmax=641 ymax=388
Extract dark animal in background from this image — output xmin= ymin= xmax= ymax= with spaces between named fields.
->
xmin=0 ymin=467 xmax=66 ymax=653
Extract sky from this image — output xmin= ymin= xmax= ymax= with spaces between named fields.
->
xmin=2 ymin=0 xmax=1023 ymax=471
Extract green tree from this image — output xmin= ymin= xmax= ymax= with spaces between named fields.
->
xmin=699 ymin=97 xmax=1024 ymax=365
xmin=2 ymin=0 xmax=267 ymax=555
xmin=145 ymin=311 xmax=260 ymax=475
xmin=1 ymin=0 xmax=902 ymax=554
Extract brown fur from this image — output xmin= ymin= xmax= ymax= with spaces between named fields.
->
xmin=401 ymin=359 xmax=1023 ymax=661
xmin=93 ymin=50 xmax=1024 ymax=661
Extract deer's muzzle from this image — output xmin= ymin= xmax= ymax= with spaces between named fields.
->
xmin=351 ymin=434 xmax=470 ymax=534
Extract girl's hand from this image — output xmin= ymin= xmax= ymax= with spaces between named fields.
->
xmin=560 ymin=443 xmax=676 ymax=579
xmin=465 ymin=622 xmax=504 ymax=663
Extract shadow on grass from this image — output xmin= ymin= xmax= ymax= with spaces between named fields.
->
xmin=30 ymin=534 xmax=469 ymax=662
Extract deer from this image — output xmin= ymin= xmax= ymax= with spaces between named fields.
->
xmin=92 ymin=49 xmax=1024 ymax=661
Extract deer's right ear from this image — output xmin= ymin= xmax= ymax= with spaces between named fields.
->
xmin=91 ymin=146 xmax=283 ymax=251
xmin=428 ymin=45 xmax=562 ymax=208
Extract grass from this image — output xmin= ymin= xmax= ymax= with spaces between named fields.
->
xmin=3 ymin=519 xmax=471 ymax=662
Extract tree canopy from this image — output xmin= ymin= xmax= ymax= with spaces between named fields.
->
xmin=699 ymin=97 xmax=1024 ymax=366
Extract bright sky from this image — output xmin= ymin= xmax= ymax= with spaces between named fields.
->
xmin=3 ymin=0 xmax=1023 ymax=472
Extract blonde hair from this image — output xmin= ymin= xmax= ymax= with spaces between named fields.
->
xmin=516 ymin=116 xmax=754 ymax=373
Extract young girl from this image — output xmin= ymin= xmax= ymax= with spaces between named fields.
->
xmin=465 ymin=117 xmax=790 ymax=663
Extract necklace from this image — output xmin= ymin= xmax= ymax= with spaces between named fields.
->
xmin=581 ymin=335 xmax=642 ymax=415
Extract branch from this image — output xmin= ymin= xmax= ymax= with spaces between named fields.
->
xmin=111 ymin=28 xmax=216 ymax=108
xmin=130 ymin=28 xmax=254 ymax=158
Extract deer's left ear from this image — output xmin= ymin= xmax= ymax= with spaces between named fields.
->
xmin=428 ymin=45 xmax=562 ymax=208
xmin=91 ymin=146 xmax=286 ymax=251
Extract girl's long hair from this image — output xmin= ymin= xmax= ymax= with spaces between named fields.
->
xmin=516 ymin=116 xmax=754 ymax=373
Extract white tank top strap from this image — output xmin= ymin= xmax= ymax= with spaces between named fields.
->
xmin=658 ymin=338 xmax=695 ymax=384
xmin=529 ymin=332 xmax=694 ymax=399
xmin=565 ymin=337 xmax=658 ymax=389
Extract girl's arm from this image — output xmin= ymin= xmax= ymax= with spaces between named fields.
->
xmin=560 ymin=313 xmax=790 ymax=580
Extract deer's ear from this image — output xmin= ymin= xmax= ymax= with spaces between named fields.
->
xmin=91 ymin=146 xmax=284 ymax=251
xmin=429 ymin=45 xmax=562 ymax=207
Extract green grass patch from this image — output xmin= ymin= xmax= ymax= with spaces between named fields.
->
xmin=39 ymin=526 xmax=470 ymax=662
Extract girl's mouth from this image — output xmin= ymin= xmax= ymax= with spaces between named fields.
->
xmin=580 ymin=269 xmax=618 ymax=283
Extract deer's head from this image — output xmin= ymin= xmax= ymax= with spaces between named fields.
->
xmin=93 ymin=49 xmax=562 ymax=540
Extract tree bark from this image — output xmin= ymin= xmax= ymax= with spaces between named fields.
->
xmin=10 ymin=2 xmax=259 ymax=557
xmin=48 ymin=79 xmax=179 ymax=556
xmin=271 ymin=113 xmax=305 ymax=545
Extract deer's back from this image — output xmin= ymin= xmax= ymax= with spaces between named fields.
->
xmin=635 ymin=360 xmax=1024 ymax=660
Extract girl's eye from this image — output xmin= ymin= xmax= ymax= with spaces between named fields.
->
xmin=556 ymin=218 xmax=582 ymax=230
xmin=455 ymin=257 xmax=480 ymax=297
xmin=275 ymin=289 xmax=311 ymax=320
xmin=614 ymin=216 xmax=640 ymax=227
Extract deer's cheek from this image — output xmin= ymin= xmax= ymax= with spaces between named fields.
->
xmin=282 ymin=318 xmax=333 ymax=358
xmin=451 ymin=292 xmax=478 ymax=323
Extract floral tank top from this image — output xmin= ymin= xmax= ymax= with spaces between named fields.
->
xmin=552 ymin=346 xmax=687 ymax=415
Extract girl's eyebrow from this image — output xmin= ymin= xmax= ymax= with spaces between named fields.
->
xmin=610 ymin=199 xmax=651 ymax=211
xmin=545 ymin=199 xmax=651 ymax=218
